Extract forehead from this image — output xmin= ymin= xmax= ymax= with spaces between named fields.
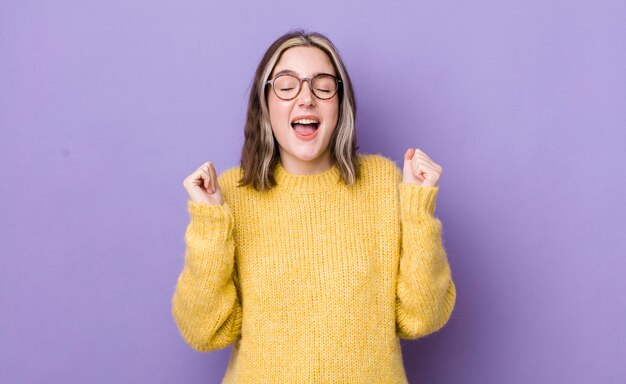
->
xmin=271 ymin=46 xmax=336 ymax=77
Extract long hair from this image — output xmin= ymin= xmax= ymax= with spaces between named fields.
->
xmin=238 ymin=29 xmax=359 ymax=191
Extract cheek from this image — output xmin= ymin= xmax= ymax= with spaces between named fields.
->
xmin=325 ymin=102 xmax=340 ymax=127
xmin=268 ymin=97 xmax=291 ymax=128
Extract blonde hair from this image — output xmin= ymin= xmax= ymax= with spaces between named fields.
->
xmin=238 ymin=29 xmax=360 ymax=191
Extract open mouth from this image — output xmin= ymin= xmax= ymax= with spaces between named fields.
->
xmin=291 ymin=118 xmax=320 ymax=136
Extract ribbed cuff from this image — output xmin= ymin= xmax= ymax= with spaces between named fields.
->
xmin=187 ymin=200 xmax=234 ymax=237
xmin=398 ymin=183 xmax=439 ymax=222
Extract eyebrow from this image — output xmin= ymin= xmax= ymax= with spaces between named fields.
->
xmin=272 ymin=69 xmax=336 ymax=78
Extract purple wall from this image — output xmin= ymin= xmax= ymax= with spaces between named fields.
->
xmin=2 ymin=1 xmax=625 ymax=383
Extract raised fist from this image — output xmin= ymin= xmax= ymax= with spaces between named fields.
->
xmin=182 ymin=161 xmax=224 ymax=205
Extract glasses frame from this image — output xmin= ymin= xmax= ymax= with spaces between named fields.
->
xmin=266 ymin=72 xmax=342 ymax=101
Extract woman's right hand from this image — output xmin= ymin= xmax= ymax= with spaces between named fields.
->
xmin=183 ymin=161 xmax=224 ymax=206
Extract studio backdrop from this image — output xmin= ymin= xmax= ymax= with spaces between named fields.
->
xmin=1 ymin=1 xmax=625 ymax=383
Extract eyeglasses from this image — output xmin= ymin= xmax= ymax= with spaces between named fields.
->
xmin=266 ymin=73 xmax=342 ymax=100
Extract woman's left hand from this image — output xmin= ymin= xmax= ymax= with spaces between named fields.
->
xmin=402 ymin=148 xmax=442 ymax=187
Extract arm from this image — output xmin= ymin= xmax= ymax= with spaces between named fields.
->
xmin=395 ymin=182 xmax=456 ymax=339
xmin=171 ymin=200 xmax=242 ymax=351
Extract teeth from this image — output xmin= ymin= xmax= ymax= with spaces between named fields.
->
xmin=292 ymin=118 xmax=319 ymax=125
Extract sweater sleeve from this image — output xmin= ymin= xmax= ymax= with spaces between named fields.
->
xmin=171 ymin=200 xmax=242 ymax=351
xmin=395 ymin=182 xmax=456 ymax=339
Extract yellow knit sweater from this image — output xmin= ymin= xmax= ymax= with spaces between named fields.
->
xmin=172 ymin=154 xmax=456 ymax=383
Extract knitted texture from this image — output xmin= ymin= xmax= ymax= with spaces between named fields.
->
xmin=172 ymin=154 xmax=456 ymax=383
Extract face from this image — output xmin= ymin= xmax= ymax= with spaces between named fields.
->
xmin=267 ymin=46 xmax=339 ymax=169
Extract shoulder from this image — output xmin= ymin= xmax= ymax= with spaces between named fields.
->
xmin=356 ymin=153 xmax=402 ymax=186
xmin=217 ymin=165 xmax=243 ymax=185
xmin=215 ymin=164 xmax=252 ymax=207
xmin=216 ymin=164 xmax=248 ymax=197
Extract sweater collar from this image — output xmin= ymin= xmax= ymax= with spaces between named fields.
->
xmin=274 ymin=160 xmax=342 ymax=193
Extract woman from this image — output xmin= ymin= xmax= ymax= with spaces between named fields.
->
xmin=172 ymin=30 xmax=456 ymax=383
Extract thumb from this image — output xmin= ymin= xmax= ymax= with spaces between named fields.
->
xmin=403 ymin=147 xmax=415 ymax=175
xmin=208 ymin=162 xmax=221 ymax=194
xmin=403 ymin=147 xmax=424 ymax=184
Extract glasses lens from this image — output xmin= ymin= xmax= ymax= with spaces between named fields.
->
xmin=311 ymin=75 xmax=338 ymax=99
xmin=273 ymin=75 xmax=300 ymax=100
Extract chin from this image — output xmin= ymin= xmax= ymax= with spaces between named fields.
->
xmin=292 ymin=151 xmax=322 ymax=162
xmin=287 ymin=145 xmax=329 ymax=162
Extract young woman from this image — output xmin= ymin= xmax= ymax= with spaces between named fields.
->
xmin=172 ymin=30 xmax=456 ymax=383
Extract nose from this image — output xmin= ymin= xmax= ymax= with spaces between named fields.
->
xmin=297 ymin=80 xmax=316 ymax=106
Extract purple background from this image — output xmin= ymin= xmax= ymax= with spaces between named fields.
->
xmin=1 ymin=1 xmax=625 ymax=383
